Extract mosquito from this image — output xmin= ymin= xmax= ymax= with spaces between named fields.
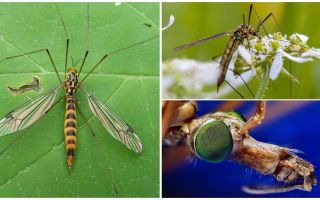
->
xmin=0 ymin=4 xmax=157 ymax=174
xmin=174 ymin=4 xmax=277 ymax=95
xmin=163 ymin=101 xmax=317 ymax=194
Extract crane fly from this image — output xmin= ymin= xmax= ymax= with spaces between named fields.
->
xmin=0 ymin=4 xmax=157 ymax=173
xmin=175 ymin=4 xmax=275 ymax=94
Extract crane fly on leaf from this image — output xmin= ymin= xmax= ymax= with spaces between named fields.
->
xmin=0 ymin=3 xmax=157 ymax=174
xmin=174 ymin=4 xmax=275 ymax=97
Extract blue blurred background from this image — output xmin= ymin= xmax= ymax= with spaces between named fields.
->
xmin=162 ymin=101 xmax=320 ymax=197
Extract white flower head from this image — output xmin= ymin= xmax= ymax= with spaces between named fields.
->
xmin=236 ymin=32 xmax=320 ymax=82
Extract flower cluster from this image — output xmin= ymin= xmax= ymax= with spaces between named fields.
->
xmin=234 ymin=32 xmax=320 ymax=82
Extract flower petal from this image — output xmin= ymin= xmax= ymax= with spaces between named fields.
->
xmin=270 ymin=51 xmax=283 ymax=80
xmin=280 ymin=49 xmax=313 ymax=63
xmin=302 ymin=48 xmax=320 ymax=59
xmin=295 ymin=33 xmax=309 ymax=43
xmin=238 ymin=45 xmax=252 ymax=65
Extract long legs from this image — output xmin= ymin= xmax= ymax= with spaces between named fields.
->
xmin=0 ymin=49 xmax=62 ymax=85
xmin=79 ymin=35 xmax=157 ymax=84
xmin=238 ymin=101 xmax=266 ymax=135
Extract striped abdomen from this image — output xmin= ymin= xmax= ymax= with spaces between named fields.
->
xmin=64 ymin=96 xmax=77 ymax=169
xmin=217 ymin=35 xmax=238 ymax=91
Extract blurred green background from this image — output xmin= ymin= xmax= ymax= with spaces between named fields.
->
xmin=0 ymin=2 xmax=159 ymax=197
xmin=163 ymin=2 xmax=320 ymax=98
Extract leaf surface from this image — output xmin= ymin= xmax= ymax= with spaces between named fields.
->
xmin=0 ymin=2 xmax=159 ymax=197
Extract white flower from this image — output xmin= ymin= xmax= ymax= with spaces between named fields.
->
xmin=238 ymin=32 xmax=319 ymax=81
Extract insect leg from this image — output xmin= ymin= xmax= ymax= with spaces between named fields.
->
xmin=225 ymin=81 xmax=244 ymax=99
xmin=162 ymin=101 xmax=197 ymax=139
xmin=79 ymin=36 xmax=157 ymax=83
xmin=78 ymin=51 xmax=89 ymax=77
xmin=256 ymin=13 xmax=273 ymax=32
xmin=248 ymin=3 xmax=253 ymax=25
xmin=64 ymin=39 xmax=69 ymax=78
xmin=252 ymin=5 xmax=282 ymax=36
xmin=55 ymin=3 xmax=71 ymax=78
xmin=227 ymin=68 xmax=254 ymax=98
xmin=243 ymin=184 xmax=305 ymax=195
xmin=242 ymin=14 xmax=246 ymax=25
xmin=86 ymin=2 xmax=90 ymax=50
xmin=76 ymin=102 xmax=96 ymax=137
xmin=0 ymin=49 xmax=62 ymax=85
xmin=77 ymin=3 xmax=90 ymax=77
xmin=175 ymin=32 xmax=230 ymax=51
xmin=238 ymin=101 xmax=266 ymax=135
xmin=44 ymin=95 xmax=64 ymax=114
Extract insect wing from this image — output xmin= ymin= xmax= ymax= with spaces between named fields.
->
xmin=174 ymin=31 xmax=231 ymax=51
xmin=85 ymin=90 xmax=143 ymax=153
xmin=0 ymin=86 xmax=61 ymax=137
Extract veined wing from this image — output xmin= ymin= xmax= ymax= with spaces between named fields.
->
xmin=0 ymin=86 xmax=61 ymax=137
xmin=83 ymin=89 xmax=142 ymax=153
xmin=174 ymin=31 xmax=231 ymax=51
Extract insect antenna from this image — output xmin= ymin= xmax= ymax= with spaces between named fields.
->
xmin=55 ymin=3 xmax=70 ymax=78
xmin=80 ymin=35 xmax=158 ymax=83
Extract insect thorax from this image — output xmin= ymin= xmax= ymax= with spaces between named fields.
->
xmin=234 ymin=24 xmax=258 ymax=43
xmin=64 ymin=69 xmax=79 ymax=96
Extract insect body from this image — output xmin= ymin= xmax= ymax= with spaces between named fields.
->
xmin=164 ymin=101 xmax=317 ymax=194
xmin=175 ymin=4 xmax=272 ymax=92
xmin=63 ymin=67 xmax=79 ymax=169
xmin=217 ymin=24 xmax=259 ymax=90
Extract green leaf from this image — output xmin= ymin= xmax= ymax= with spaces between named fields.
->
xmin=0 ymin=2 xmax=159 ymax=197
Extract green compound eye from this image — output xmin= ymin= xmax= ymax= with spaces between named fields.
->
xmin=194 ymin=120 xmax=233 ymax=163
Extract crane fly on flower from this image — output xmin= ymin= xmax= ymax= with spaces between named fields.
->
xmin=0 ymin=3 xmax=156 ymax=174
xmin=174 ymin=4 xmax=276 ymax=97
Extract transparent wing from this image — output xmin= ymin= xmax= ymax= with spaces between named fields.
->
xmin=83 ymin=89 xmax=142 ymax=153
xmin=0 ymin=86 xmax=61 ymax=137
